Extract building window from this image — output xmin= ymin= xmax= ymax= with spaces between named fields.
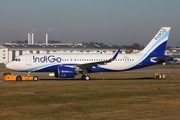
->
xmin=12 ymin=50 xmax=15 ymax=59
xmin=19 ymin=50 xmax=22 ymax=55
xmin=30 ymin=51 xmax=33 ymax=54
xmin=3 ymin=50 xmax=6 ymax=52
xmin=3 ymin=57 xmax=5 ymax=59
xmin=46 ymin=51 xmax=50 ymax=54
xmin=36 ymin=51 xmax=40 ymax=54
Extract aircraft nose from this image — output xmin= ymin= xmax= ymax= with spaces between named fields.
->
xmin=5 ymin=62 xmax=15 ymax=70
xmin=5 ymin=62 xmax=19 ymax=70
xmin=5 ymin=63 xmax=11 ymax=69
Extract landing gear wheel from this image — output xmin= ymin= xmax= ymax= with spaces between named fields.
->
xmin=81 ymin=75 xmax=90 ymax=80
xmin=16 ymin=76 xmax=22 ymax=81
xmin=33 ymin=76 xmax=39 ymax=81
xmin=85 ymin=76 xmax=90 ymax=80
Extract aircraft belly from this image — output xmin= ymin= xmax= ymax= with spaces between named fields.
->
xmin=101 ymin=62 xmax=134 ymax=71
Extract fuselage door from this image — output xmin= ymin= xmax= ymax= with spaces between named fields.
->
xmin=26 ymin=55 xmax=32 ymax=65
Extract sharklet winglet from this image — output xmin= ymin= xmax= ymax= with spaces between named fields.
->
xmin=112 ymin=49 xmax=120 ymax=60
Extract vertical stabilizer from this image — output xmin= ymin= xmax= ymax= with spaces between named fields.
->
xmin=139 ymin=27 xmax=171 ymax=55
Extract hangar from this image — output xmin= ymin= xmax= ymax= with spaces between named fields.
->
xmin=0 ymin=32 xmax=178 ymax=64
xmin=0 ymin=42 xmax=120 ymax=64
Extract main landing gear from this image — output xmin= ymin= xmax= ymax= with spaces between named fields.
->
xmin=81 ymin=69 xmax=90 ymax=80
xmin=81 ymin=74 xmax=90 ymax=80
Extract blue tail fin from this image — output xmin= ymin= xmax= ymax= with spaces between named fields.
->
xmin=139 ymin=27 xmax=171 ymax=56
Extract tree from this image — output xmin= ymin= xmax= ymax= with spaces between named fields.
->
xmin=132 ymin=43 xmax=141 ymax=50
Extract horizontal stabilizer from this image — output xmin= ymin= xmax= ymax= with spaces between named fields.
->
xmin=151 ymin=56 xmax=174 ymax=63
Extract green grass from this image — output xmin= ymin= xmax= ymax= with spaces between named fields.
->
xmin=0 ymin=64 xmax=180 ymax=120
xmin=1 ymin=79 xmax=180 ymax=120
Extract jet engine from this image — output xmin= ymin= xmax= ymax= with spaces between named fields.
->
xmin=54 ymin=67 xmax=75 ymax=78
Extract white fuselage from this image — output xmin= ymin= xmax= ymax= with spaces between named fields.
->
xmin=6 ymin=53 xmax=145 ymax=72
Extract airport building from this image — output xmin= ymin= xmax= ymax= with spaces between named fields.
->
xmin=1 ymin=42 xmax=178 ymax=64
xmin=0 ymin=32 xmax=121 ymax=64
xmin=0 ymin=44 xmax=8 ymax=64
xmin=0 ymin=32 xmax=179 ymax=64
xmin=0 ymin=43 xmax=120 ymax=64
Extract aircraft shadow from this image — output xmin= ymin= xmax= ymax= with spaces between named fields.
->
xmin=40 ymin=77 xmax=158 ymax=81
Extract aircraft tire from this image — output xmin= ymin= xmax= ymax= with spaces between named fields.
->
xmin=33 ymin=76 xmax=39 ymax=81
xmin=16 ymin=76 xmax=22 ymax=81
xmin=85 ymin=76 xmax=90 ymax=80
xmin=81 ymin=75 xmax=90 ymax=80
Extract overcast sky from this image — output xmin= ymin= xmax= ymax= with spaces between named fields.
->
xmin=0 ymin=0 xmax=179 ymax=47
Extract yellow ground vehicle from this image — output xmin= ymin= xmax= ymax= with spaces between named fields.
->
xmin=2 ymin=72 xmax=39 ymax=81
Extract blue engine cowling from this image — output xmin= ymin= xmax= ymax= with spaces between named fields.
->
xmin=55 ymin=67 xmax=75 ymax=78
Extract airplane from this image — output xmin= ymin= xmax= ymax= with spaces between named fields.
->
xmin=5 ymin=27 xmax=172 ymax=80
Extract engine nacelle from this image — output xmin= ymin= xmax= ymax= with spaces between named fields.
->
xmin=55 ymin=67 xmax=75 ymax=78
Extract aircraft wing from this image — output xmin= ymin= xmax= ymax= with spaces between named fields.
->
xmin=77 ymin=49 xmax=120 ymax=69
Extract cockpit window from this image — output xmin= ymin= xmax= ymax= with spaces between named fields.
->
xmin=13 ymin=58 xmax=21 ymax=61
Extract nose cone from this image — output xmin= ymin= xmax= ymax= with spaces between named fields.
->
xmin=5 ymin=62 xmax=17 ymax=70
xmin=6 ymin=62 xmax=17 ymax=70
xmin=5 ymin=63 xmax=12 ymax=70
